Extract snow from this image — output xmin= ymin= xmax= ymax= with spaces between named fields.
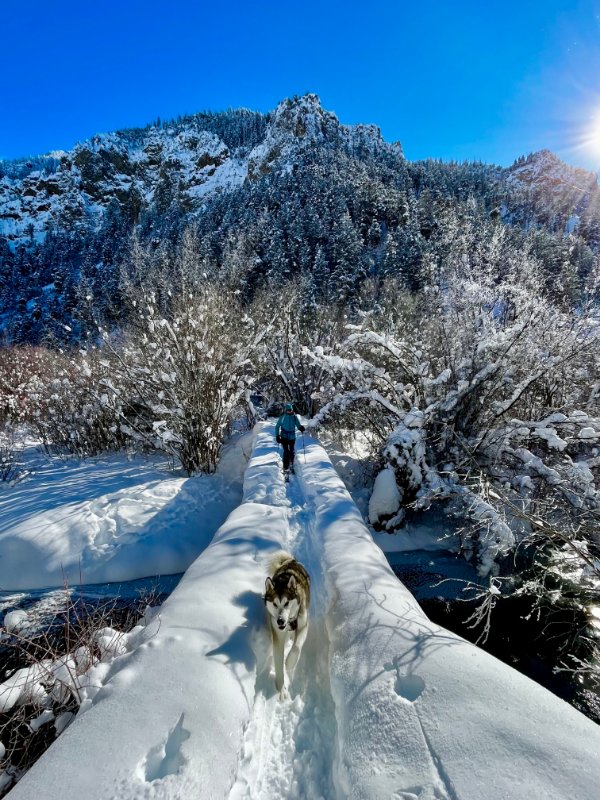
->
xmin=5 ymin=422 xmax=600 ymax=799
xmin=514 ymin=447 xmax=562 ymax=485
xmin=0 ymin=434 xmax=252 ymax=590
xmin=531 ymin=426 xmax=568 ymax=450
xmin=373 ymin=512 xmax=461 ymax=554
xmin=0 ymin=664 xmax=48 ymax=712
xmin=2 ymin=609 xmax=28 ymax=633
xmin=186 ymin=157 xmax=248 ymax=199
xmin=54 ymin=712 xmax=74 ymax=735
xmin=368 ymin=465 xmax=401 ymax=523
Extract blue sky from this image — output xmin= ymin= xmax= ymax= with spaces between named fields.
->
xmin=3 ymin=0 xmax=600 ymax=169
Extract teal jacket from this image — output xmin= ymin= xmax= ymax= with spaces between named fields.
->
xmin=275 ymin=413 xmax=303 ymax=441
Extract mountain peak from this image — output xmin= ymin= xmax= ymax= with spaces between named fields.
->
xmin=508 ymin=148 xmax=598 ymax=189
xmin=270 ymin=93 xmax=340 ymax=140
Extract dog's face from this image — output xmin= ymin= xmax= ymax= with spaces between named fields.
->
xmin=264 ymin=575 xmax=300 ymax=631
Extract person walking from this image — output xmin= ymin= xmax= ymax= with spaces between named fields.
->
xmin=275 ymin=403 xmax=305 ymax=474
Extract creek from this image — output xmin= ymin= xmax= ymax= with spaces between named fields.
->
xmin=382 ymin=512 xmax=600 ymax=725
xmin=0 ymin=573 xmax=182 ymax=628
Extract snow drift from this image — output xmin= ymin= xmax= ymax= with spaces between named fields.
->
xmin=6 ymin=423 xmax=600 ymax=799
xmin=0 ymin=435 xmax=251 ymax=590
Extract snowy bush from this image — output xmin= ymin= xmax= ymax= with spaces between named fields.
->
xmin=99 ymin=282 xmax=263 ymax=473
xmin=0 ymin=279 xmax=266 ymax=471
xmin=0 ymin=426 xmax=22 ymax=484
xmin=0 ymin=346 xmax=123 ymax=457
xmin=251 ymin=276 xmax=345 ymax=416
xmin=307 ymin=229 xmax=600 ymax=585
xmin=0 ymin=347 xmax=56 ymax=427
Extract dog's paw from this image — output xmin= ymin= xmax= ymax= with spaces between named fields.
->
xmin=278 ymin=687 xmax=289 ymax=702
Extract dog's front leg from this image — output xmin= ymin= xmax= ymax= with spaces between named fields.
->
xmin=285 ymin=621 xmax=308 ymax=681
xmin=271 ymin=623 xmax=288 ymax=700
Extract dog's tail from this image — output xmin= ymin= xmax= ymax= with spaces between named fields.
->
xmin=268 ymin=550 xmax=295 ymax=576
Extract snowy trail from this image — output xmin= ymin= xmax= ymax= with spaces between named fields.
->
xmin=229 ymin=454 xmax=337 ymax=800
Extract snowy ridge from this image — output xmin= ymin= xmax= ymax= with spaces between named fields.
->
xmin=7 ymin=424 xmax=600 ymax=799
xmin=0 ymin=125 xmax=241 ymax=246
xmin=505 ymin=149 xmax=599 ymax=233
xmin=507 ymin=149 xmax=597 ymax=194
xmin=246 ymin=94 xmax=401 ymax=181
xmin=0 ymin=94 xmax=400 ymax=248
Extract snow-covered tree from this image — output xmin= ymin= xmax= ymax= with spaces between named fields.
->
xmin=252 ymin=277 xmax=345 ymax=416
xmin=99 ymin=282 xmax=264 ymax=473
xmin=306 ymin=229 xmax=600 ymax=584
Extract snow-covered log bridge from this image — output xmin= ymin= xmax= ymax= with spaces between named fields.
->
xmin=8 ymin=423 xmax=600 ymax=800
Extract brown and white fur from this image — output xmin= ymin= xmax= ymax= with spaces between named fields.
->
xmin=264 ymin=551 xmax=310 ymax=700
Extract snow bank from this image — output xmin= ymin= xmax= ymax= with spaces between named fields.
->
xmin=299 ymin=439 xmax=600 ymax=800
xmin=2 ymin=610 xmax=28 ymax=633
xmin=368 ymin=465 xmax=401 ymax=524
xmin=7 ymin=424 xmax=600 ymax=800
xmin=0 ymin=433 xmax=251 ymax=590
xmin=8 ymin=426 xmax=290 ymax=800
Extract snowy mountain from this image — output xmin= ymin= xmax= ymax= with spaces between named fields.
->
xmin=1 ymin=117 xmax=249 ymax=247
xmin=1 ymin=93 xmax=600 ymax=343
xmin=505 ymin=149 xmax=600 ymax=236
xmin=0 ymin=95 xmax=401 ymax=249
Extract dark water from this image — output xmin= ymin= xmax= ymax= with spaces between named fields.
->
xmin=389 ymin=551 xmax=600 ymax=725
xmin=0 ymin=574 xmax=182 ymax=615
xmin=0 ymin=573 xmax=184 ymax=785
xmin=385 ymin=549 xmax=481 ymax=600
xmin=0 ymin=574 xmax=183 ymax=654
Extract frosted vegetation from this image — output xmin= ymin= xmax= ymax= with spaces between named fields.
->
xmin=0 ymin=586 xmax=160 ymax=792
xmin=2 ymin=225 xmax=599 ymax=692
xmin=0 ymin=95 xmax=599 ymax=710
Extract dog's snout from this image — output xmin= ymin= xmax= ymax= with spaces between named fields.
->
xmin=277 ymin=618 xmax=285 ymax=629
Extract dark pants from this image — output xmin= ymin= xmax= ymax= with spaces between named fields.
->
xmin=281 ymin=438 xmax=296 ymax=470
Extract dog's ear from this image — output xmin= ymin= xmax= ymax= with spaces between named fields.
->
xmin=287 ymin=575 xmax=297 ymax=591
xmin=265 ymin=577 xmax=274 ymax=593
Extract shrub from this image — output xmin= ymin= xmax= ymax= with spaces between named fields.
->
xmin=0 ymin=588 xmax=160 ymax=796
xmin=0 ymin=345 xmax=124 ymax=457
xmin=99 ymin=282 xmax=264 ymax=473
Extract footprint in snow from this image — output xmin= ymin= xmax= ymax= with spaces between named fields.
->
xmin=139 ymin=713 xmax=190 ymax=782
xmin=384 ymin=658 xmax=426 ymax=702
xmin=393 ymin=787 xmax=425 ymax=800
xmin=394 ymin=673 xmax=426 ymax=703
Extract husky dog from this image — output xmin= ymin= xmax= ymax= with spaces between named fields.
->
xmin=264 ymin=551 xmax=310 ymax=700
